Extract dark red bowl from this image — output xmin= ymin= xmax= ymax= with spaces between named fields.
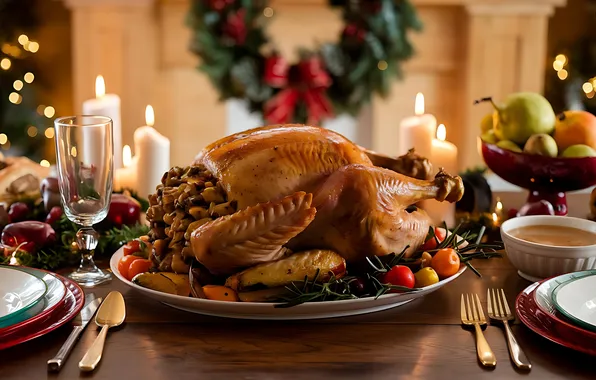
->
xmin=481 ymin=140 xmax=596 ymax=192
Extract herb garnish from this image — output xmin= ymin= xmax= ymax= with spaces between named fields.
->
xmin=274 ymin=224 xmax=503 ymax=308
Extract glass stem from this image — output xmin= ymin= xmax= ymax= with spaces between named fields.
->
xmin=76 ymin=227 xmax=100 ymax=272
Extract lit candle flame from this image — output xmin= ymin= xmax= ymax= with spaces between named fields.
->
xmin=492 ymin=212 xmax=498 ymax=223
xmin=496 ymin=200 xmax=503 ymax=212
xmin=437 ymin=124 xmax=446 ymax=141
xmin=145 ymin=105 xmax=154 ymax=127
xmin=123 ymin=145 xmax=132 ymax=167
xmin=95 ymin=75 xmax=105 ymax=98
xmin=414 ymin=92 xmax=424 ymax=116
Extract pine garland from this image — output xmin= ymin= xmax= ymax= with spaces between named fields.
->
xmin=187 ymin=0 xmax=422 ymax=124
xmin=0 ymin=216 xmax=149 ymax=270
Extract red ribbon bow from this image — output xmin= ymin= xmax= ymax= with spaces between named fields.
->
xmin=263 ymin=55 xmax=334 ymax=125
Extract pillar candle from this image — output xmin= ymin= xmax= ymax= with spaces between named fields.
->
xmin=134 ymin=106 xmax=170 ymax=198
xmin=82 ymin=75 xmax=123 ymax=169
xmin=398 ymin=93 xmax=436 ymax=159
xmin=424 ymin=124 xmax=459 ymax=227
xmin=113 ymin=145 xmax=137 ymax=191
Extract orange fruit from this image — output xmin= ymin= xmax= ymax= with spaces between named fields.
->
xmin=553 ymin=111 xmax=596 ymax=151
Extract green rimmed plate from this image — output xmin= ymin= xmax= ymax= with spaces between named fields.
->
xmin=553 ymin=274 xmax=596 ymax=333
xmin=0 ymin=266 xmax=48 ymax=324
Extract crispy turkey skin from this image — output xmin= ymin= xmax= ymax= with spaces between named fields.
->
xmin=190 ymin=125 xmax=463 ymax=275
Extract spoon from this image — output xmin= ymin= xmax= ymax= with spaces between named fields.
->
xmin=78 ymin=291 xmax=126 ymax=372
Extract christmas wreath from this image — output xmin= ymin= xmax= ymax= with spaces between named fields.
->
xmin=188 ymin=0 xmax=422 ymax=124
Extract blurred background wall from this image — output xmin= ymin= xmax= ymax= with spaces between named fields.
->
xmin=3 ymin=0 xmax=595 ymax=169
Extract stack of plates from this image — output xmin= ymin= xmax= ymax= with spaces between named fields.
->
xmin=0 ymin=265 xmax=85 ymax=351
xmin=516 ymin=270 xmax=596 ymax=356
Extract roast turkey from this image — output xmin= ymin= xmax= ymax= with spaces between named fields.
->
xmin=189 ymin=125 xmax=463 ymax=275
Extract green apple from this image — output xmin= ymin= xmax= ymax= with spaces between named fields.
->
xmin=561 ymin=144 xmax=596 ymax=158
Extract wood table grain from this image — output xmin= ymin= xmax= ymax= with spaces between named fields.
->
xmin=1 ymin=256 xmax=593 ymax=379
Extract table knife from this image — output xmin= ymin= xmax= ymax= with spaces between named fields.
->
xmin=47 ymin=295 xmax=103 ymax=372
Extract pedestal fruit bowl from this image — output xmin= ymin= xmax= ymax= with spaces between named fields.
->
xmin=481 ymin=140 xmax=596 ymax=216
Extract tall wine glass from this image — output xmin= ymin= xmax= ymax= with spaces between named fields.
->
xmin=54 ymin=116 xmax=113 ymax=287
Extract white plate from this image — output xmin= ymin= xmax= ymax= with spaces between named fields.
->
xmin=553 ymin=275 xmax=596 ymax=332
xmin=0 ymin=266 xmax=47 ymax=322
xmin=0 ymin=268 xmax=66 ymax=329
xmin=110 ymin=247 xmax=467 ymax=320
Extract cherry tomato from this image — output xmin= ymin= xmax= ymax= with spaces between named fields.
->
xmin=431 ymin=248 xmax=461 ymax=279
xmin=127 ymin=259 xmax=152 ymax=280
xmin=123 ymin=240 xmax=142 ymax=256
xmin=118 ymin=255 xmax=142 ymax=280
xmin=415 ymin=267 xmax=440 ymax=287
xmin=421 ymin=228 xmax=447 ymax=251
xmin=381 ymin=265 xmax=415 ymax=290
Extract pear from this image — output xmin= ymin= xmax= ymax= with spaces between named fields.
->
xmin=496 ymin=140 xmax=522 ymax=153
xmin=480 ymin=113 xmax=494 ymax=133
xmin=561 ymin=144 xmax=596 ymax=158
xmin=481 ymin=130 xmax=498 ymax=144
xmin=474 ymin=93 xmax=556 ymax=145
xmin=523 ymin=134 xmax=558 ymax=157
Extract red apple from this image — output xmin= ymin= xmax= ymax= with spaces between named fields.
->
xmin=1 ymin=221 xmax=57 ymax=252
xmin=107 ymin=194 xmax=141 ymax=227
xmin=517 ymin=200 xmax=555 ymax=217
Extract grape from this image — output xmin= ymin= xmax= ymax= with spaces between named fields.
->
xmin=45 ymin=206 xmax=63 ymax=225
xmin=348 ymin=277 xmax=368 ymax=296
xmin=8 ymin=202 xmax=30 ymax=223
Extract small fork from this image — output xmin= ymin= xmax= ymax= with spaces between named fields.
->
xmin=487 ymin=289 xmax=531 ymax=370
xmin=461 ymin=294 xmax=497 ymax=367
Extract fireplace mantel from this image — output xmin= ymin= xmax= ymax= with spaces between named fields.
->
xmin=63 ymin=0 xmax=566 ymax=168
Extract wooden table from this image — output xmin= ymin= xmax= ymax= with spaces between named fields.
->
xmin=1 ymin=256 xmax=594 ymax=379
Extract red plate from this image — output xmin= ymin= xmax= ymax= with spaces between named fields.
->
xmin=0 ymin=267 xmax=68 ymax=335
xmin=0 ymin=272 xmax=84 ymax=350
xmin=516 ymin=282 xmax=596 ymax=356
xmin=533 ymin=273 xmax=596 ymax=341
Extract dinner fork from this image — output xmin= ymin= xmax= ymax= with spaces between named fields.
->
xmin=461 ymin=294 xmax=497 ymax=367
xmin=487 ymin=288 xmax=531 ymax=370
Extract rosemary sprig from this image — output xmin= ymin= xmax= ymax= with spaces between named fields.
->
xmin=274 ymin=223 xmax=504 ymax=308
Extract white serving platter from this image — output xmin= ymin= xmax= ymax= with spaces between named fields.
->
xmin=110 ymin=247 xmax=466 ymax=320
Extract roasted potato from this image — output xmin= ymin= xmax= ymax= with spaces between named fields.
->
xmin=132 ymin=272 xmax=191 ymax=296
xmin=225 ymin=249 xmax=346 ymax=292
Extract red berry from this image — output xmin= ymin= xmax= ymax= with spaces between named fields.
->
xmin=45 ymin=206 xmax=63 ymax=225
xmin=8 ymin=202 xmax=30 ymax=223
